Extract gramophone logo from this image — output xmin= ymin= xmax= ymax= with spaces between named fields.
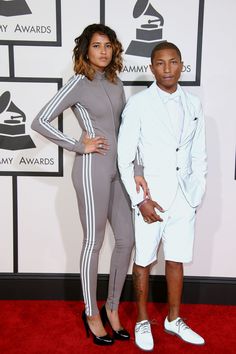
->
xmin=0 ymin=91 xmax=36 ymax=150
xmin=0 ymin=0 xmax=31 ymax=17
xmin=126 ymin=0 xmax=166 ymax=58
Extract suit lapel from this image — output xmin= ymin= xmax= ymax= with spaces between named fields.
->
xmin=179 ymin=86 xmax=198 ymax=145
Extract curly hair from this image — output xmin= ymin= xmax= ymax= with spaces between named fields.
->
xmin=73 ymin=24 xmax=123 ymax=83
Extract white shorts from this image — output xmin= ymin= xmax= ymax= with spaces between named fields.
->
xmin=134 ymin=186 xmax=196 ymax=267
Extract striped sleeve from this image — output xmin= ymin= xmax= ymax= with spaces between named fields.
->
xmin=31 ymin=75 xmax=85 ymax=154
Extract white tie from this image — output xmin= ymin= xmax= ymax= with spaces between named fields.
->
xmin=163 ymin=92 xmax=180 ymax=104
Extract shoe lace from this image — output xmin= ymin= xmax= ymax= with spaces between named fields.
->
xmin=175 ymin=318 xmax=190 ymax=333
xmin=136 ymin=321 xmax=151 ymax=334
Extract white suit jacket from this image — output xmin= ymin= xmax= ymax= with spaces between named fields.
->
xmin=117 ymin=82 xmax=207 ymax=210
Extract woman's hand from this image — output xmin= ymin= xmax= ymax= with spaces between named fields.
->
xmin=134 ymin=176 xmax=151 ymax=199
xmin=83 ymin=134 xmax=109 ymax=155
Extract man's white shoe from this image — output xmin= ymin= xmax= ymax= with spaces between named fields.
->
xmin=164 ymin=317 xmax=205 ymax=345
xmin=135 ymin=320 xmax=154 ymax=351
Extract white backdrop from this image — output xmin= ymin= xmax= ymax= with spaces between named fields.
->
xmin=0 ymin=0 xmax=235 ymax=277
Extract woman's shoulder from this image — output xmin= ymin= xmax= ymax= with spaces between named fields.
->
xmin=67 ymin=73 xmax=86 ymax=84
xmin=113 ymin=75 xmax=124 ymax=87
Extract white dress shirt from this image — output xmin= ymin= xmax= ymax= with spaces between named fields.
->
xmin=156 ymin=86 xmax=184 ymax=143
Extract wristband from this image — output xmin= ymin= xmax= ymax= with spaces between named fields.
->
xmin=138 ymin=198 xmax=150 ymax=209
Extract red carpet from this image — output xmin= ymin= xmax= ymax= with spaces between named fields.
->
xmin=0 ymin=300 xmax=235 ymax=353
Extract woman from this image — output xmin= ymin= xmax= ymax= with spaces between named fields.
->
xmin=31 ymin=24 xmax=146 ymax=346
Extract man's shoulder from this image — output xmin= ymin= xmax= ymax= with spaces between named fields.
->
xmin=127 ymin=86 xmax=151 ymax=103
xmin=181 ymin=87 xmax=202 ymax=111
xmin=181 ymin=87 xmax=200 ymax=102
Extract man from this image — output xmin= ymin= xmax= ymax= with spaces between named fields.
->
xmin=117 ymin=42 xmax=207 ymax=351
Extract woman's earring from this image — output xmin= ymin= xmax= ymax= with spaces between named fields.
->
xmin=86 ymin=55 xmax=89 ymax=60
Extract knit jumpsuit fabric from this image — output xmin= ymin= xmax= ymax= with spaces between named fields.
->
xmin=31 ymin=72 xmax=135 ymax=316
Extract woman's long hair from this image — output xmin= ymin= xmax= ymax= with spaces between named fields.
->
xmin=73 ymin=24 xmax=123 ymax=83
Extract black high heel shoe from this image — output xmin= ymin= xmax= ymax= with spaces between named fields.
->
xmin=100 ymin=305 xmax=130 ymax=341
xmin=81 ymin=310 xmax=114 ymax=346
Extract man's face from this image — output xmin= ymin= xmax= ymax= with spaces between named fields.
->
xmin=150 ymin=48 xmax=183 ymax=93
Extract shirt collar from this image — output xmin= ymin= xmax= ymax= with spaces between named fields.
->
xmin=94 ymin=70 xmax=106 ymax=80
xmin=156 ymin=85 xmax=181 ymax=104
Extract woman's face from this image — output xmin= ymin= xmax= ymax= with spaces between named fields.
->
xmin=87 ymin=32 xmax=113 ymax=72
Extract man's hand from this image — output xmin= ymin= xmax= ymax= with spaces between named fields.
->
xmin=139 ymin=199 xmax=164 ymax=223
xmin=134 ymin=176 xmax=151 ymax=199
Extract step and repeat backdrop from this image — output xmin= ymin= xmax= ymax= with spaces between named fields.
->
xmin=0 ymin=0 xmax=235 ymax=277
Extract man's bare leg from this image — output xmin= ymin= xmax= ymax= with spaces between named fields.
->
xmin=164 ymin=260 xmax=205 ymax=345
xmin=165 ymin=260 xmax=183 ymax=321
xmin=133 ymin=262 xmax=154 ymax=351
xmin=132 ymin=262 xmax=150 ymax=321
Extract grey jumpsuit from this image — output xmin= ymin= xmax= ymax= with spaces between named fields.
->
xmin=31 ymin=72 xmax=140 ymax=316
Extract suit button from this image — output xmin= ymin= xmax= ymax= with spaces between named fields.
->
xmin=176 ymin=167 xmax=180 ymax=171
xmin=176 ymin=148 xmax=179 ymax=152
